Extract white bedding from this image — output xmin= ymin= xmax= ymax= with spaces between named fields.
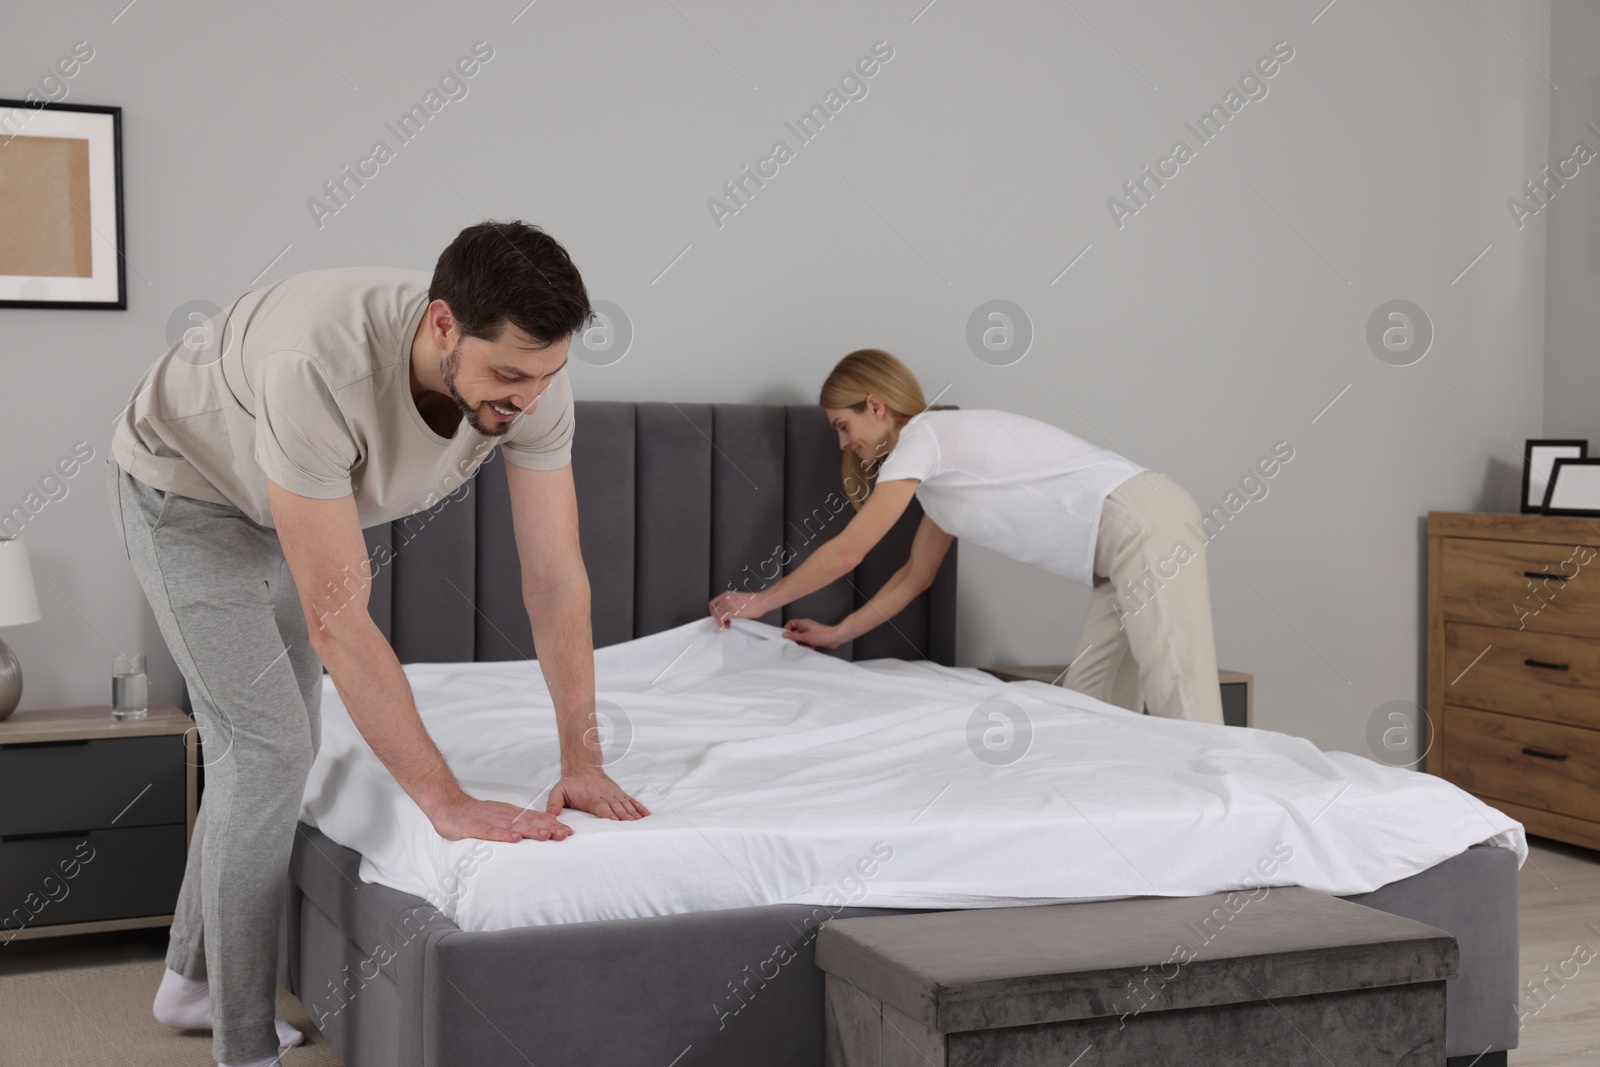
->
xmin=299 ymin=618 xmax=1526 ymax=932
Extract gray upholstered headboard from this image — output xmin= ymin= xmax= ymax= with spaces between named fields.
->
xmin=360 ymin=402 xmax=957 ymax=666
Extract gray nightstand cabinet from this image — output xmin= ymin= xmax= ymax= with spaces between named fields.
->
xmin=0 ymin=703 xmax=198 ymax=942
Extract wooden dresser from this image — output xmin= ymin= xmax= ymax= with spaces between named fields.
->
xmin=1427 ymin=512 xmax=1600 ymax=850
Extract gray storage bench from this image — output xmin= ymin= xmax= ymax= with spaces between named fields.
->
xmin=816 ymin=887 xmax=1460 ymax=1067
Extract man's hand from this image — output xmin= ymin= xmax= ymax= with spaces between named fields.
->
xmin=428 ymin=793 xmax=573 ymax=843
xmin=708 ymin=589 xmax=767 ymax=628
xmin=783 ymin=618 xmax=844 ymax=649
xmin=547 ymin=771 xmax=650 ymax=821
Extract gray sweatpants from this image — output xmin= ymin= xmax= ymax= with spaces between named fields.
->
xmin=106 ymin=458 xmax=323 ymax=1064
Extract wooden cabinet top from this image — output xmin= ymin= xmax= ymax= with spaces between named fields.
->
xmin=1428 ymin=511 xmax=1600 ymax=544
xmin=0 ymin=703 xmax=190 ymax=744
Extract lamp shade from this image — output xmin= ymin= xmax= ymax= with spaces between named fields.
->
xmin=0 ymin=537 xmax=41 ymax=627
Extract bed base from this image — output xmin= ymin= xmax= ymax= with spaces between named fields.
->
xmin=281 ymin=824 xmax=1518 ymax=1067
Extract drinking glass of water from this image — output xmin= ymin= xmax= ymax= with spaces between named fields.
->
xmin=111 ymin=653 xmax=148 ymax=721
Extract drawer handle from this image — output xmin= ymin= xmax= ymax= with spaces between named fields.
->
xmin=1524 ymin=570 xmax=1572 ymax=581
xmin=0 ymin=829 xmax=94 ymax=843
xmin=1523 ymin=658 xmax=1571 ymax=671
xmin=0 ymin=739 xmax=91 ymax=750
xmin=1521 ymin=747 xmax=1568 ymax=762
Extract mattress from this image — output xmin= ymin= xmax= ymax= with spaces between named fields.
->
xmin=299 ymin=618 xmax=1526 ymax=932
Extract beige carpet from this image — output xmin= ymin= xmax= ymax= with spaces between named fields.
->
xmin=0 ymin=959 xmax=346 ymax=1067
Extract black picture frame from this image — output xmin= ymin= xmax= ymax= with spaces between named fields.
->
xmin=1521 ymin=439 xmax=1587 ymax=514
xmin=0 ymin=100 xmax=125 ymax=310
xmin=1542 ymin=457 xmax=1600 ymax=517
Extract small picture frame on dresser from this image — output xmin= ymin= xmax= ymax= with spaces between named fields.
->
xmin=1521 ymin=439 xmax=1587 ymax=513
xmin=1542 ymin=457 xmax=1600 ymax=516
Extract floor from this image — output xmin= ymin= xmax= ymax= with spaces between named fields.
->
xmin=0 ymin=838 xmax=1594 ymax=1065
xmin=0 ymin=925 xmax=344 ymax=1067
xmin=1511 ymin=837 xmax=1600 ymax=1065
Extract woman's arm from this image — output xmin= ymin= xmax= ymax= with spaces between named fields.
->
xmin=785 ymin=515 xmax=953 ymax=648
xmin=708 ymin=479 xmax=921 ymax=626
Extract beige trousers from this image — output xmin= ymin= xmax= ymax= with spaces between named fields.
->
xmin=1061 ymin=471 xmax=1225 ymax=724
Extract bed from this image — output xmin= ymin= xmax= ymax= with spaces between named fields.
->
xmin=279 ymin=401 xmax=1523 ymax=1067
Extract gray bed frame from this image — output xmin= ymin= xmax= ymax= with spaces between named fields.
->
xmin=279 ymin=401 xmax=1517 ymax=1066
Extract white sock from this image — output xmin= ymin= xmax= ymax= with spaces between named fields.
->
xmin=274 ymin=1018 xmax=306 ymax=1047
xmin=151 ymin=967 xmax=209 ymax=1029
xmin=152 ymin=966 xmax=306 ymax=1047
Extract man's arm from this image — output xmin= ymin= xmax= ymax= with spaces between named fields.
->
xmin=268 ymin=479 xmax=572 ymax=843
xmin=504 ymin=459 xmax=648 ymax=821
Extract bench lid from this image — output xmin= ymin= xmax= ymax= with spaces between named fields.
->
xmin=814 ymin=887 xmax=1458 ymax=1033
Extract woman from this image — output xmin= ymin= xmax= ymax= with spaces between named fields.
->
xmin=707 ymin=349 xmax=1224 ymax=724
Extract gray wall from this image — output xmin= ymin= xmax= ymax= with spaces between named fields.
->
xmin=0 ymin=1 xmax=1559 ymax=760
xmin=1546 ymin=0 xmax=1600 ymax=444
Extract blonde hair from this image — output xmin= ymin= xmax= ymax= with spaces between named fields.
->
xmin=819 ymin=349 xmax=927 ymax=509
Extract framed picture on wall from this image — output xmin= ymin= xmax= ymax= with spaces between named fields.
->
xmin=1543 ymin=457 xmax=1600 ymax=517
xmin=1521 ymin=439 xmax=1587 ymax=514
xmin=0 ymin=100 xmax=125 ymax=309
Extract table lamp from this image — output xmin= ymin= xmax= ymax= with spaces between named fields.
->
xmin=0 ymin=536 xmax=42 ymax=721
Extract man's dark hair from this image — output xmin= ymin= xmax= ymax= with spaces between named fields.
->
xmin=429 ymin=220 xmax=592 ymax=348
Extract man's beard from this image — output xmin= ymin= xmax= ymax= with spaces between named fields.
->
xmin=440 ymin=340 xmax=509 ymax=437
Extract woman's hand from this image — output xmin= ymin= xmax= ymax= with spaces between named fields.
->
xmin=708 ymin=589 xmax=767 ymax=628
xmin=708 ymin=481 xmax=923 ymax=631
xmin=783 ymin=618 xmax=844 ymax=649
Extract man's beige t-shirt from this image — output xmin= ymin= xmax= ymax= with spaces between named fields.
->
xmin=111 ymin=266 xmax=575 ymax=530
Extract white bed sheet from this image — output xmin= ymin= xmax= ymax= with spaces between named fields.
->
xmin=299 ymin=618 xmax=1526 ymax=932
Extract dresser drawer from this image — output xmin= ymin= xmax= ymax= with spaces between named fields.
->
xmin=0 ymin=734 xmax=186 ymax=837
xmin=0 ymin=824 xmax=186 ymax=934
xmin=1439 ymin=537 xmax=1600 ymax=636
xmin=1439 ymin=704 xmax=1600 ymax=819
xmin=1444 ymin=622 xmax=1600 ymax=730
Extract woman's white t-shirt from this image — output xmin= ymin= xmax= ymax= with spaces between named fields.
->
xmin=874 ymin=409 xmax=1144 ymax=587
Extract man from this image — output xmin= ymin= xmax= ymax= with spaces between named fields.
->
xmin=107 ymin=220 xmax=646 ymax=1067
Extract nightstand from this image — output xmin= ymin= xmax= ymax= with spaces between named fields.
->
xmin=981 ymin=666 xmax=1255 ymax=727
xmin=0 ymin=702 xmax=197 ymax=942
